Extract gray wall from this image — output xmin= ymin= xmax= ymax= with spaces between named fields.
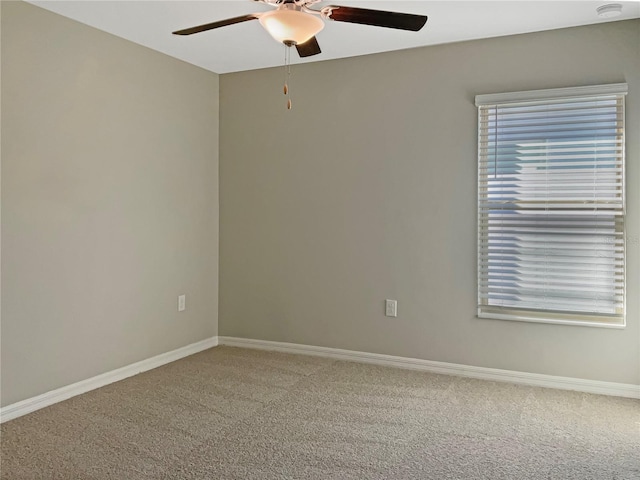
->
xmin=219 ymin=20 xmax=640 ymax=385
xmin=1 ymin=2 xmax=219 ymax=406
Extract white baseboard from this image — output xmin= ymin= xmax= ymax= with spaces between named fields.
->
xmin=218 ymin=336 xmax=640 ymax=399
xmin=3 ymin=334 xmax=636 ymax=424
xmin=0 ymin=336 xmax=219 ymax=423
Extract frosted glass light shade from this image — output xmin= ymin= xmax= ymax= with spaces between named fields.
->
xmin=259 ymin=9 xmax=324 ymax=45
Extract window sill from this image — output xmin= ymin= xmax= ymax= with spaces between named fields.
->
xmin=477 ymin=311 xmax=626 ymax=329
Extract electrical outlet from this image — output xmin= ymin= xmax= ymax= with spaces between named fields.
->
xmin=385 ymin=299 xmax=397 ymax=317
xmin=178 ymin=294 xmax=186 ymax=312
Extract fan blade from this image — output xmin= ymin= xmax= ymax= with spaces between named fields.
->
xmin=325 ymin=6 xmax=427 ymax=31
xmin=296 ymin=37 xmax=322 ymax=58
xmin=173 ymin=14 xmax=259 ymax=35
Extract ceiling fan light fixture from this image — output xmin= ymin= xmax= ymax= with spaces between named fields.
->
xmin=259 ymin=8 xmax=324 ymax=45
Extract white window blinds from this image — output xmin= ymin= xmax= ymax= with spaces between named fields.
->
xmin=476 ymin=84 xmax=627 ymax=327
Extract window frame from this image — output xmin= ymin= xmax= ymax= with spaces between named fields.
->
xmin=475 ymin=83 xmax=628 ymax=328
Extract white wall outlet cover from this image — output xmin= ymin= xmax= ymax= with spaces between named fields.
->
xmin=385 ymin=299 xmax=398 ymax=317
xmin=178 ymin=294 xmax=186 ymax=312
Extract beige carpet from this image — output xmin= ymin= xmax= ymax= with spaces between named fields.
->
xmin=1 ymin=346 xmax=639 ymax=479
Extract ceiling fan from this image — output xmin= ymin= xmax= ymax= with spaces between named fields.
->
xmin=172 ymin=0 xmax=428 ymax=58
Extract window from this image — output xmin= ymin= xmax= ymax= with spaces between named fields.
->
xmin=476 ymin=84 xmax=627 ymax=327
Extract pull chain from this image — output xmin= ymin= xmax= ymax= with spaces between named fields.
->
xmin=283 ymin=43 xmax=292 ymax=110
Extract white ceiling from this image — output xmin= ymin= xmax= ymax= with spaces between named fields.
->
xmin=28 ymin=1 xmax=640 ymax=74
